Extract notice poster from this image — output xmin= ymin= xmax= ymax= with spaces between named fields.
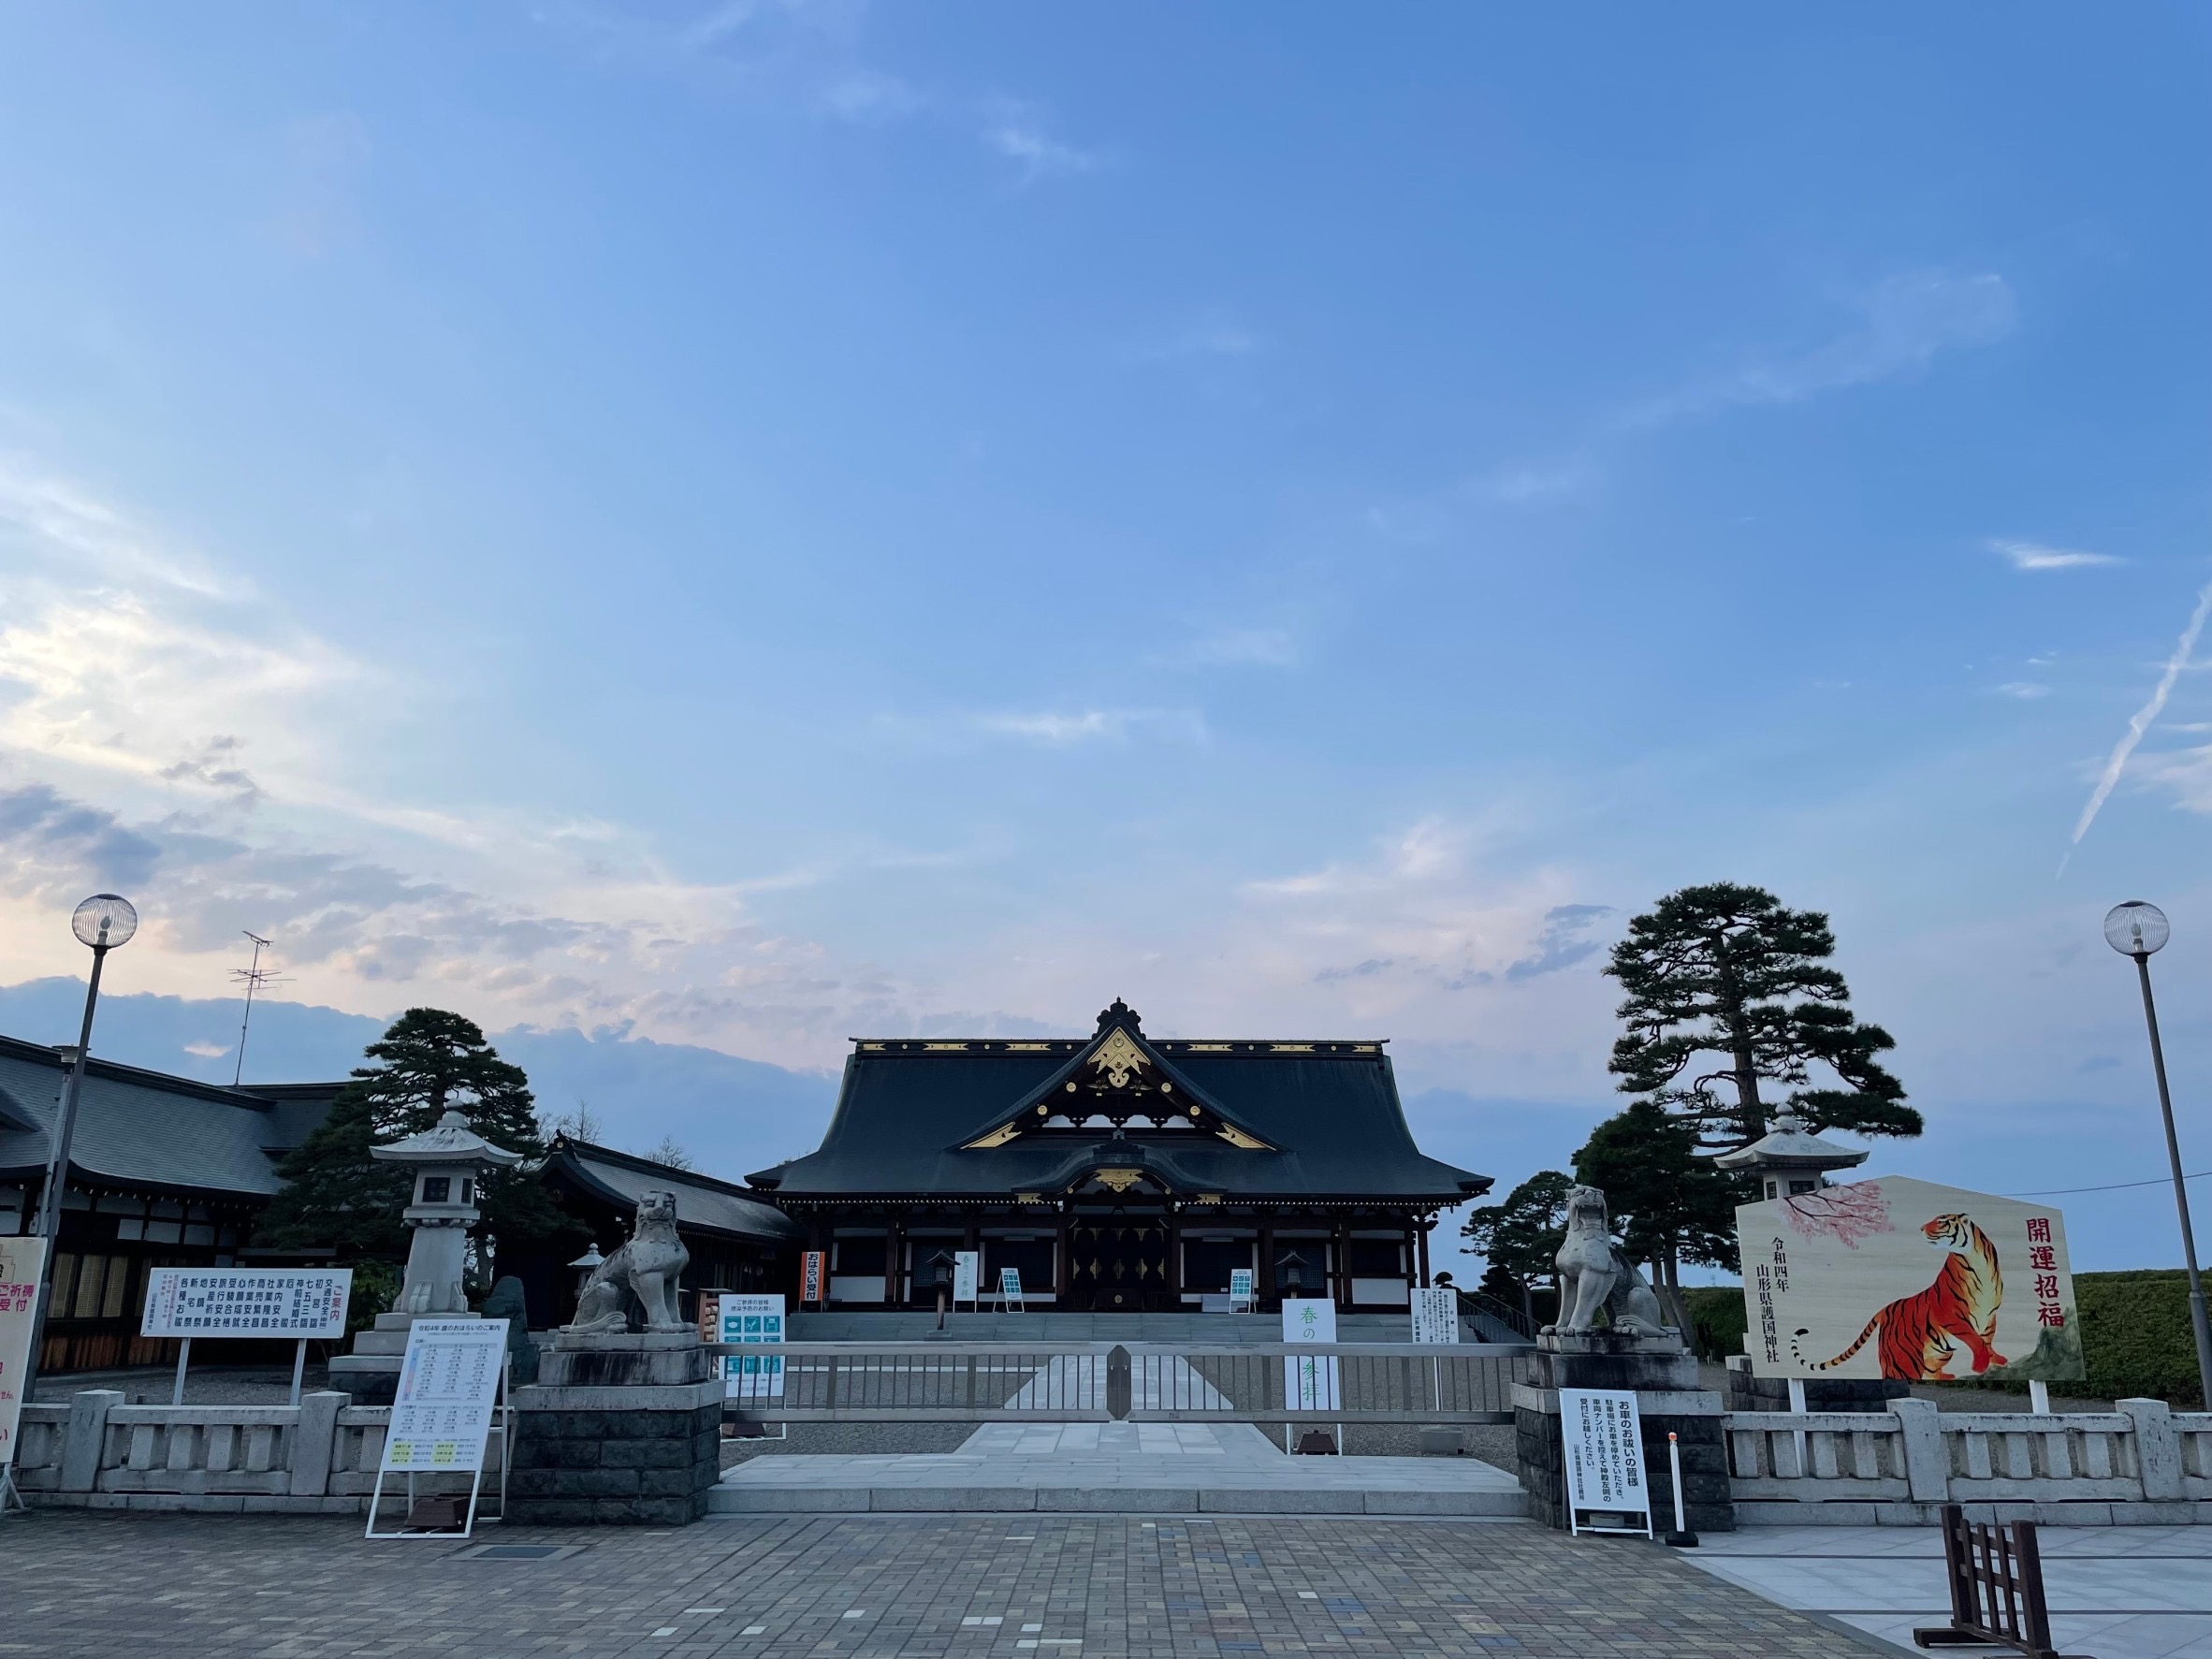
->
xmin=998 ymin=1268 xmax=1024 ymax=1309
xmin=1228 ymin=1268 xmax=1255 ymax=1312
xmin=800 ymin=1251 xmax=826 ymax=1306
xmin=1559 ymin=1388 xmax=1651 ymax=1535
xmin=141 ymin=1267 xmax=352 ymax=1339
xmin=1411 ymin=1286 xmax=1460 ymax=1346
xmin=382 ymin=1319 xmax=506 ymax=1473
xmin=0 ymin=1235 xmax=47 ymax=1474
xmin=719 ymin=1293 xmax=787 ymax=1401
xmin=1736 ymin=1176 xmax=2082 ymax=1383
xmin=953 ymin=1252 xmax=978 ymax=1304
xmin=1281 ymin=1297 xmax=1340 ymax=1410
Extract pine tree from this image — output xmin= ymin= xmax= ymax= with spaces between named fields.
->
xmin=255 ymin=1008 xmax=585 ymax=1285
xmin=1605 ymin=881 xmax=1920 ymax=1151
xmin=1460 ymin=1170 xmax=1574 ymax=1318
xmin=1572 ymin=1100 xmax=1743 ymax=1332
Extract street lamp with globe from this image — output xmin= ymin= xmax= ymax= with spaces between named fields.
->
xmin=2103 ymin=900 xmax=2212 ymax=1405
xmin=20 ymin=895 xmax=140 ymax=1418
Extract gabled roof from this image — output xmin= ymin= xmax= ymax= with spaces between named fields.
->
xmin=749 ymin=1000 xmax=1488 ymax=1203
xmin=0 ymin=1033 xmax=343 ymax=1200
xmin=546 ymin=1136 xmax=803 ymax=1245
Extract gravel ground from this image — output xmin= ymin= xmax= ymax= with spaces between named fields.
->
xmin=32 ymin=1361 xmax=337 ymax=1404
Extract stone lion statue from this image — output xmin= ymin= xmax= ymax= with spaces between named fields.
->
xmin=1548 ymin=1183 xmax=1674 ymax=1340
xmin=566 ymin=1191 xmax=691 ymax=1333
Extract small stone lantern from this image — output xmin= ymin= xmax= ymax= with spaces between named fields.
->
xmin=1713 ymin=1108 xmax=1868 ymax=1201
xmin=372 ymin=1108 xmax=525 ymax=1317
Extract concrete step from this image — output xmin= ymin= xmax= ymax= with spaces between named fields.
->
xmin=707 ymin=1483 xmax=1530 ymax=1517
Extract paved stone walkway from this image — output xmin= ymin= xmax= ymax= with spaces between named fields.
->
xmin=0 ymin=1510 xmax=1887 ymax=1656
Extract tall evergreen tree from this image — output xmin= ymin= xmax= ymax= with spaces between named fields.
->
xmin=1460 ymin=1170 xmax=1574 ymax=1318
xmin=1572 ymin=1100 xmax=1743 ymax=1332
xmin=1605 ymin=881 xmax=1920 ymax=1151
xmin=256 ymin=1008 xmax=584 ymax=1287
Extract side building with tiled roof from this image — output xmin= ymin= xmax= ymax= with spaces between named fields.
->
xmin=746 ymin=998 xmax=1490 ymax=1313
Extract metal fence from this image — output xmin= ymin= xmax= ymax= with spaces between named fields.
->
xmin=707 ymin=1341 xmax=1530 ymax=1425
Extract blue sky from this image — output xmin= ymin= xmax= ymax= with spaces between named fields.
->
xmin=1 ymin=5 xmax=2209 ymax=1272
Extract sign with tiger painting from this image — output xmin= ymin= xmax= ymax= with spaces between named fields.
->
xmin=1738 ymin=1176 xmax=2082 ymax=1383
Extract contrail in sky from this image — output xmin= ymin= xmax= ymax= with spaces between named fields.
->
xmin=2064 ymin=576 xmax=2212 ymax=870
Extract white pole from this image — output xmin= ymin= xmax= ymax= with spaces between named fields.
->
xmin=2030 ymin=1379 xmax=2050 ymax=1415
xmin=171 ymin=1336 xmax=191 ymax=1406
xmin=1666 ymin=1430 xmax=1696 ymax=1546
xmin=289 ymin=1338 xmax=309 ymax=1407
xmin=1786 ymin=1375 xmax=1808 ymax=1475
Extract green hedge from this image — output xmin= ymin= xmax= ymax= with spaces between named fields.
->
xmin=1680 ymin=1271 xmax=2203 ymax=1407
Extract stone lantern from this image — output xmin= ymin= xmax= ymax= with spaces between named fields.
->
xmin=1713 ymin=1107 xmax=1868 ymax=1201
xmin=327 ymin=1108 xmax=522 ymax=1402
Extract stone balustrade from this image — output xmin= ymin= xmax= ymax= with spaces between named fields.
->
xmin=1725 ymin=1396 xmax=2212 ymax=1524
xmin=10 ymin=1390 xmax=502 ymax=1512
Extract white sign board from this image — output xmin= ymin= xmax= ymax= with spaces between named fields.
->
xmin=953 ymin=1251 xmax=979 ymax=1304
xmin=1280 ymin=1297 xmax=1340 ymax=1410
xmin=997 ymin=1267 xmax=1024 ymax=1310
xmin=1411 ymin=1286 xmax=1460 ymax=1346
xmin=382 ymin=1319 xmax=507 ymax=1473
xmin=1558 ymin=1387 xmax=1652 ymax=1536
xmin=0 ymin=1236 xmax=47 ymax=1475
xmin=141 ymin=1267 xmax=352 ymax=1339
xmin=1228 ymin=1268 xmax=1255 ymax=1313
xmin=719 ymin=1292 xmax=787 ymax=1401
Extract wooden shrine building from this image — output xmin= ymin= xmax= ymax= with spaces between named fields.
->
xmin=746 ymin=999 xmax=1490 ymax=1313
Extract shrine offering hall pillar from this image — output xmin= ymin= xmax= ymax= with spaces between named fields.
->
xmin=511 ymin=1331 xmax=722 ymax=1527
xmin=1512 ymin=1331 xmax=1734 ymax=1535
xmin=1258 ymin=1222 xmax=1276 ymax=1307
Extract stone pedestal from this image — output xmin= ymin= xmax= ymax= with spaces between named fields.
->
xmin=508 ymin=1331 xmax=722 ymax=1526
xmin=1723 ymin=1353 xmax=1906 ymax=1413
xmin=1513 ymin=1330 xmax=1734 ymax=1535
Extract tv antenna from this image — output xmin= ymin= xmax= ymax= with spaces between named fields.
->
xmin=228 ymin=931 xmax=291 ymax=1085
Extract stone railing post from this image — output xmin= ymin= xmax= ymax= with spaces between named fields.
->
xmin=288 ymin=1390 xmax=349 ymax=1497
xmin=2117 ymin=1397 xmax=2184 ymax=1501
xmin=59 ymin=1390 xmax=124 ymax=1493
xmin=1887 ymin=1396 xmax=1949 ymax=1504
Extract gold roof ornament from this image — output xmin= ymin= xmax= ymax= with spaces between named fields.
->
xmin=1090 ymin=1027 xmax=1146 ymax=1088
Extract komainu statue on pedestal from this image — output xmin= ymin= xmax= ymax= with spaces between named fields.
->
xmin=1548 ymin=1183 xmax=1675 ymax=1340
xmin=565 ymin=1190 xmax=691 ymax=1333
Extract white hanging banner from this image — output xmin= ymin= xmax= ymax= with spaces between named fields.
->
xmin=141 ymin=1267 xmax=352 ymax=1339
xmin=953 ymin=1252 xmax=979 ymax=1305
xmin=1411 ymin=1286 xmax=1460 ymax=1345
xmin=719 ymin=1293 xmax=787 ymax=1401
xmin=1280 ymin=1297 xmax=1340 ymax=1409
xmin=382 ymin=1319 xmax=507 ymax=1473
xmin=0 ymin=1236 xmax=48 ymax=1476
xmin=1558 ymin=1387 xmax=1652 ymax=1537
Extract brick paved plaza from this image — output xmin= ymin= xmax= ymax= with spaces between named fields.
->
xmin=0 ymin=1511 xmax=1887 ymax=1657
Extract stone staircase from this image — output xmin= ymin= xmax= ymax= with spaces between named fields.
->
xmin=787 ymin=1311 xmax=1519 ymax=1343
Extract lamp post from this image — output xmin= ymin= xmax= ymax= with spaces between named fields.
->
xmin=21 ymin=894 xmax=138 ymax=1410
xmin=2103 ymin=900 xmax=2212 ymax=1405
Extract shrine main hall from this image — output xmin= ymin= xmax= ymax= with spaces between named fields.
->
xmin=746 ymin=999 xmax=1490 ymax=1313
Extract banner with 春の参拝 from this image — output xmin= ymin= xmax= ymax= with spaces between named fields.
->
xmin=1737 ymin=1175 xmax=2081 ymax=1384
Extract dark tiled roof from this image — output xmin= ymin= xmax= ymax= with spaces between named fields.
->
xmin=0 ymin=1033 xmax=342 ymax=1199
xmin=546 ymin=1137 xmax=803 ymax=1244
xmin=750 ymin=1004 xmax=1487 ymax=1203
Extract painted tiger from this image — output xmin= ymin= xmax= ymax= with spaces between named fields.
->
xmin=1789 ymin=1212 xmax=2007 ymax=1381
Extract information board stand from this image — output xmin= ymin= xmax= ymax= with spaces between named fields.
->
xmin=0 ymin=1236 xmax=46 ymax=1519
xmin=140 ymin=1267 xmax=353 ymax=1407
xmin=1228 ymin=1268 xmax=1255 ymax=1314
xmin=367 ymin=1318 xmax=510 ymax=1540
xmin=1558 ymin=1387 xmax=1653 ymax=1538
xmin=990 ymin=1268 xmax=1025 ymax=1313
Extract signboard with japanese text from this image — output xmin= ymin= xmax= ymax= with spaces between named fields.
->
xmin=719 ymin=1293 xmax=787 ymax=1401
xmin=953 ymin=1252 xmax=979 ymax=1304
xmin=0 ymin=1236 xmax=47 ymax=1474
xmin=800 ymin=1251 xmax=826 ymax=1306
xmin=1280 ymin=1297 xmax=1340 ymax=1409
xmin=1411 ymin=1286 xmax=1461 ymax=1346
xmin=1738 ymin=1176 xmax=2081 ymax=1383
xmin=1559 ymin=1388 xmax=1651 ymax=1535
xmin=381 ymin=1319 xmax=507 ymax=1473
xmin=1228 ymin=1268 xmax=1255 ymax=1312
xmin=997 ymin=1268 xmax=1025 ymax=1310
xmin=141 ymin=1267 xmax=351 ymax=1340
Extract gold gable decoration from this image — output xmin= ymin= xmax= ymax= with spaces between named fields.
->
xmin=1090 ymin=1027 xmax=1147 ymax=1088
xmin=964 ymin=1123 xmax=1021 ymax=1150
xmin=1215 ymin=1124 xmax=1272 ymax=1150
xmin=1092 ymin=1167 xmax=1144 ymax=1193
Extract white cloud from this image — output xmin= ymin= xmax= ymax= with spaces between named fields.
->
xmin=1184 ymin=627 xmax=1298 ymax=669
xmin=1992 ymin=682 xmax=2050 ymax=700
xmin=1135 ymin=313 xmax=1261 ymax=361
xmin=1991 ymin=539 xmax=2123 ymax=571
xmin=2067 ymin=577 xmax=2212 ymax=858
xmin=981 ymin=106 xmax=1102 ymax=182
xmin=1627 ymin=269 xmax=2016 ymax=426
xmin=975 ymin=707 xmax=1202 ymax=747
